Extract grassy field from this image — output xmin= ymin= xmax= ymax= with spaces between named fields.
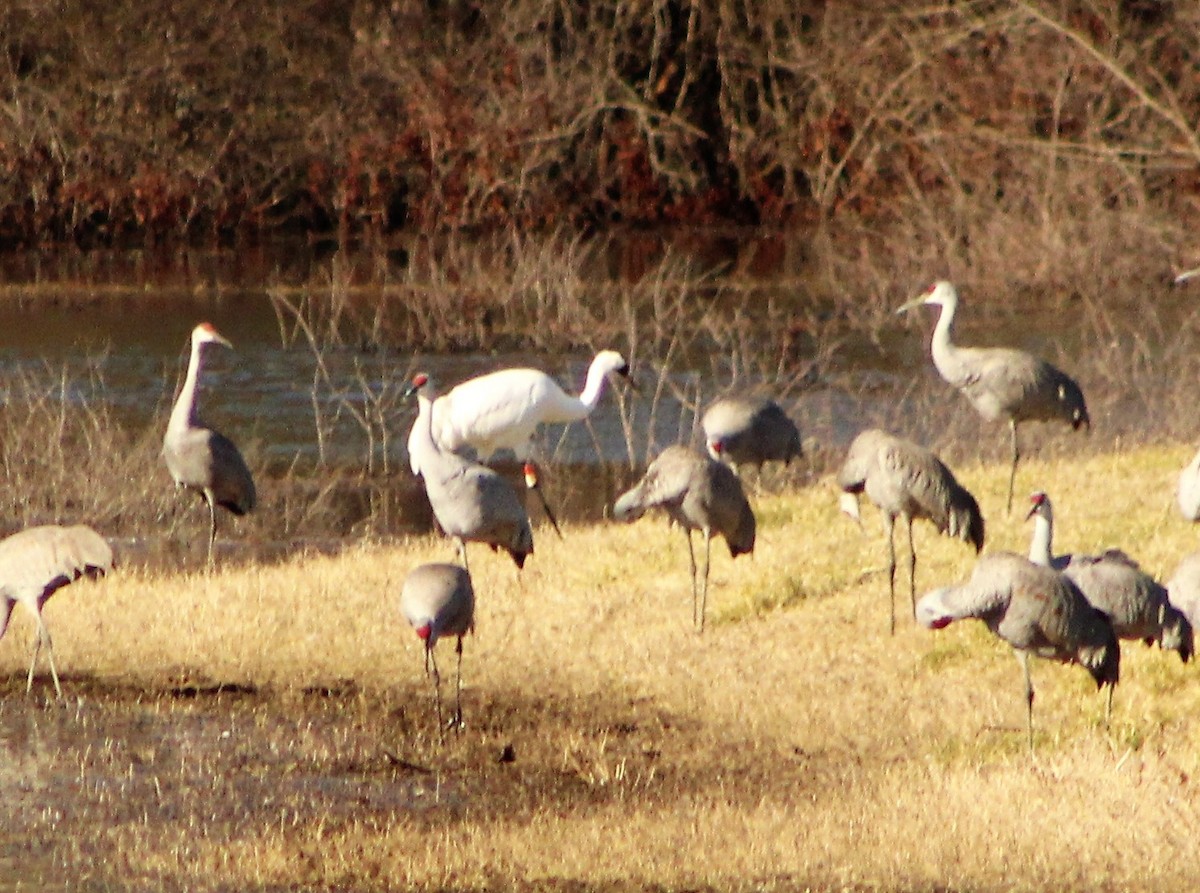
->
xmin=4 ymin=440 xmax=1200 ymax=891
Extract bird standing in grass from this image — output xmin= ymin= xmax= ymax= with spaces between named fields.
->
xmin=162 ymin=322 xmax=256 ymax=566
xmin=897 ymin=281 xmax=1089 ymax=514
xmin=408 ymin=350 xmax=635 ymax=535
xmin=400 ymin=562 xmax=475 ymax=729
xmin=916 ymin=551 xmax=1119 ymax=755
xmin=837 ymin=428 xmax=984 ymax=634
xmin=0 ymin=524 xmax=114 ymax=698
xmin=406 ymin=372 xmax=534 ymax=572
xmin=613 ymin=445 xmax=755 ymax=632
xmin=701 ymin=395 xmax=803 ymax=479
xmin=1025 ymin=491 xmax=1192 ymax=673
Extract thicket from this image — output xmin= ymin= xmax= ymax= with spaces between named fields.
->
xmin=1 ymin=0 xmax=1198 ymax=272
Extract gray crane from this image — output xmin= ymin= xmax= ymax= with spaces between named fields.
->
xmin=1166 ymin=551 xmax=1200 ymax=632
xmin=406 ymin=372 xmax=534 ymax=572
xmin=0 ymin=524 xmax=114 ymax=698
xmin=897 ymin=281 xmax=1089 ymax=514
xmin=407 ymin=350 xmax=635 ymax=536
xmin=1176 ymin=447 xmax=1200 ymax=521
xmin=400 ymin=562 xmax=475 ymax=729
xmin=916 ymin=551 xmax=1120 ymax=755
xmin=1026 ymin=491 xmax=1192 ymax=672
xmin=613 ymin=444 xmax=755 ymax=632
xmin=701 ymin=395 xmax=803 ymax=477
xmin=837 ymin=428 xmax=984 ymax=634
xmin=162 ymin=322 xmax=257 ymax=565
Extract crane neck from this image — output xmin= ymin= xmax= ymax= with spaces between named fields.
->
xmin=1027 ymin=512 xmax=1054 ymax=567
xmin=576 ymin=362 xmax=613 ymax=413
xmin=168 ymin=338 xmax=206 ymax=434
xmin=928 ymin=295 xmax=961 ymax=373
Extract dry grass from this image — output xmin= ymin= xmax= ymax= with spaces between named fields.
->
xmin=4 ymin=440 xmax=1200 ymax=890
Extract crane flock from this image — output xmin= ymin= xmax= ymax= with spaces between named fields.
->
xmin=3 ymin=280 xmax=1198 ymax=757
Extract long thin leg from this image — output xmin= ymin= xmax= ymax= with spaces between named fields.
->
xmin=1019 ymin=651 xmax=1035 ymax=757
xmin=883 ymin=514 xmax=897 ymax=635
xmin=684 ymin=528 xmax=699 ymax=628
xmin=428 ymin=646 xmax=444 ymax=731
xmin=453 ymin=636 xmax=465 ymax=730
xmin=456 ymin=538 xmax=470 ymax=575
xmin=697 ymin=528 xmax=713 ymax=634
xmin=28 ymin=614 xmax=62 ymax=699
xmin=1007 ymin=420 xmax=1020 ymax=515
xmin=206 ymin=493 xmax=218 ymax=567
xmin=905 ymin=513 xmax=917 ymax=621
xmin=1105 ymin=683 xmax=1114 ymax=729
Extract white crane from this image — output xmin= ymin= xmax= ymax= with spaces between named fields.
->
xmin=406 ymin=372 xmax=534 ymax=572
xmin=837 ymin=428 xmax=984 ymax=634
xmin=0 ymin=524 xmax=114 ymax=698
xmin=897 ymin=281 xmax=1089 ymax=514
xmin=613 ymin=445 xmax=755 ymax=631
xmin=916 ymin=551 xmax=1120 ymax=754
xmin=162 ymin=322 xmax=257 ymax=565
xmin=407 ymin=350 xmax=634 ymax=535
xmin=400 ymin=562 xmax=475 ymax=729
xmin=701 ymin=395 xmax=803 ymax=477
xmin=1026 ymin=491 xmax=1192 ymax=669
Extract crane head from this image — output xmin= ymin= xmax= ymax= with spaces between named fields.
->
xmin=404 ymin=372 xmax=432 ymax=400
xmin=1026 ymin=490 xmax=1052 ymax=522
xmin=192 ymin=322 xmax=233 ymax=350
xmin=896 ymin=280 xmax=956 ymax=315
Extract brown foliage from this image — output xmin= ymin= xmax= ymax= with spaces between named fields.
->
xmin=0 ymin=1 xmax=1197 ymax=248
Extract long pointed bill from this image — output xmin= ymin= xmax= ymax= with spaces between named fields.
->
xmin=895 ymin=294 xmax=928 ymax=315
xmin=524 ymin=462 xmax=564 ymax=539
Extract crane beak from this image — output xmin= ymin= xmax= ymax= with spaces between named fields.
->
xmin=617 ymin=365 xmax=641 ymax=393
xmin=895 ymin=295 xmax=927 ymax=316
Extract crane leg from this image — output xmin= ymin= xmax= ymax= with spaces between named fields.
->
xmin=456 ymin=539 xmax=470 ymax=575
xmin=428 ymin=647 xmax=444 ymax=732
xmin=1105 ymin=683 xmax=1114 ymax=729
xmin=684 ymin=529 xmax=699 ymax=629
xmin=1007 ymin=420 xmax=1021 ymax=515
xmin=452 ymin=636 xmax=465 ymax=730
xmin=883 ymin=515 xmax=897 ymax=636
xmin=206 ymin=495 xmax=218 ymax=568
xmin=1019 ymin=651 xmax=1035 ymax=757
xmin=905 ymin=515 xmax=917 ymax=621
xmin=697 ymin=528 xmax=713 ymax=634
xmin=28 ymin=615 xmax=62 ymax=699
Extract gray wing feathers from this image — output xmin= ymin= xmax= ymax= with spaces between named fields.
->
xmin=0 ymin=524 xmax=114 ymax=604
xmin=165 ymin=427 xmax=256 ymax=514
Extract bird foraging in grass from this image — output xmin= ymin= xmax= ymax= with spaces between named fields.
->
xmin=400 ymin=562 xmax=475 ymax=730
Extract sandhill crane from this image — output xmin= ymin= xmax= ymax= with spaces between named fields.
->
xmin=400 ymin=562 xmax=475 ymax=729
xmin=916 ymin=551 xmax=1120 ymax=754
xmin=613 ymin=445 xmax=755 ymax=631
xmin=0 ymin=524 xmax=114 ymax=698
xmin=701 ymin=395 xmax=803 ymax=478
xmin=837 ymin=428 xmax=984 ymax=634
xmin=406 ymin=372 xmax=534 ymax=571
xmin=1026 ymin=491 xmax=1192 ymax=674
xmin=162 ymin=322 xmax=256 ymax=565
xmin=897 ymin=281 xmax=1089 ymax=514
xmin=1166 ymin=551 xmax=1200 ymax=632
xmin=1176 ymin=448 xmax=1200 ymax=521
xmin=407 ymin=350 xmax=635 ymax=535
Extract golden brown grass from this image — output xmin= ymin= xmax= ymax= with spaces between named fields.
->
xmin=6 ymin=440 xmax=1200 ymax=891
